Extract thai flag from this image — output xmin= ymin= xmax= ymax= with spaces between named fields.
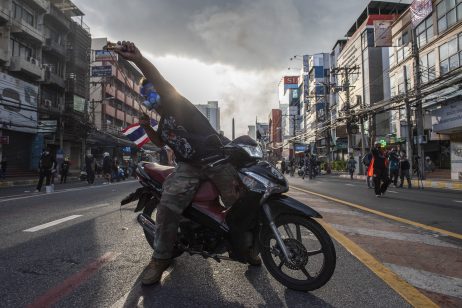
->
xmin=122 ymin=120 xmax=158 ymax=148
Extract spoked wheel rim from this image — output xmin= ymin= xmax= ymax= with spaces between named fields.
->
xmin=261 ymin=216 xmax=335 ymax=290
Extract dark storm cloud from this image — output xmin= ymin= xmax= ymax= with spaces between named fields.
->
xmin=77 ymin=0 xmax=409 ymax=70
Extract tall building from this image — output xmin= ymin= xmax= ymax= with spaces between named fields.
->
xmin=388 ymin=0 xmax=462 ymax=179
xmin=195 ymin=100 xmax=221 ymax=132
xmin=89 ymin=37 xmax=158 ymax=158
xmin=278 ymin=76 xmax=302 ymax=158
xmin=0 ymin=0 xmax=91 ymax=173
xmin=332 ymin=1 xmax=409 ymax=163
xmin=268 ymin=108 xmax=283 ymax=159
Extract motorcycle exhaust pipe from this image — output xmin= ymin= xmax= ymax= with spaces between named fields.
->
xmin=137 ymin=213 xmax=156 ymax=238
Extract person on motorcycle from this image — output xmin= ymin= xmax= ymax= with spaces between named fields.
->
xmin=112 ymin=41 xmax=260 ymax=285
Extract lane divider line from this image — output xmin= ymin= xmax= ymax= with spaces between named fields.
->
xmin=23 ymin=215 xmax=83 ymax=232
xmin=26 ymin=251 xmax=120 ymax=308
xmin=318 ymin=220 xmax=438 ymax=308
xmin=290 ymin=185 xmax=462 ymax=240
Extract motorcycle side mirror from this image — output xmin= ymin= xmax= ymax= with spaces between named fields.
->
xmin=205 ymin=134 xmax=223 ymax=147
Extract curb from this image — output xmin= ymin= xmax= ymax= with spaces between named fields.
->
xmin=339 ymin=174 xmax=462 ymax=191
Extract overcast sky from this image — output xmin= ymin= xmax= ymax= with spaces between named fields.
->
xmin=74 ymin=0 xmax=410 ymax=138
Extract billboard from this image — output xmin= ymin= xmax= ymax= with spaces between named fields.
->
xmin=0 ymin=72 xmax=38 ymax=133
xmin=284 ymin=76 xmax=299 ymax=85
xmin=374 ymin=20 xmax=393 ymax=47
xmin=73 ymin=95 xmax=86 ymax=113
xmin=94 ymin=50 xmax=114 ymax=62
xmin=91 ymin=65 xmax=113 ymax=77
xmin=410 ymin=0 xmax=433 ymax=28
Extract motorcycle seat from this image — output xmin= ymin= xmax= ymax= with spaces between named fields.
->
xmin=193 ymin=181 xmax=219 ymax=202
xmin=143 ymin=163 xmax=175 ymax=183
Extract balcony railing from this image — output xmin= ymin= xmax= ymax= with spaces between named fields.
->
xmin=10 ymin=18 xmax=44 ymax=43
xmin=103 ymin=104 xmax=116 ymax=118
xmin=44 ymin=38 xmax=66 ymax=56
xmin=116 ymin=89 xmax=125 ymax=102
xmin=9 ymin=56 xmax=44 ymax=79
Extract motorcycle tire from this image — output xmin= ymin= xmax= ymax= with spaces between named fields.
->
xmin=260 ymin=214 xmax=336 ymax=291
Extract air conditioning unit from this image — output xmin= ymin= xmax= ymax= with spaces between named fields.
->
xmin=29 ymin=57 xmax=40 ymax=66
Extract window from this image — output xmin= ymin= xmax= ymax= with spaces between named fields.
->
xmin=416 ymin=16 xmax=434 ymax=48
xmin=421 ymin=51 xmax=436 ymax=83
xmin=437 ymin=0 xmax=462 ymax=33
xmin=389 ymin=47 xmax=396 ymax=67
xmin=439 ymin=35 xmax=461 ymax=75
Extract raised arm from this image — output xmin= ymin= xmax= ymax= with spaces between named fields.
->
xmin=109 ymin=41 xmax=176 ymax=97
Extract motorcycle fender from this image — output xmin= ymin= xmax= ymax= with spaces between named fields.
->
xmin=266 ymin=195 xmax=322 ymax=219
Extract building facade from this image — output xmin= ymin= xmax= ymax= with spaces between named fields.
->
xmin=0 ymin=0 xmax=90 ymax=173
xmin=388 ymin=0 xmax=462 ymax=179
xmin=89 ymin=37 xmax=158 ymax=159
xmin=195 ymin=100 xmax=220 ymax=132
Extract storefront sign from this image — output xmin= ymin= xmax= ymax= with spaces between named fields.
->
xmin=94 ymin=50 xmax=114 ymax=62
xmin=38 ymin=120 xmax=57 ymax=133
xmin=0 ymin=72 xmax=38 ymax=133
xmin=432 ymin=102 xmax=462 ymax=133
xmin=91 ymin=65 xmax=113 ymax=77
xmin=73 ymin=95 xmax=86 ymax=113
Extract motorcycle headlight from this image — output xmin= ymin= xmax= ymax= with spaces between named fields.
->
xmin=239 ymin=171 xmax=287 ymax=194
xmin=239 ymin=144 xmax=263 ymax=158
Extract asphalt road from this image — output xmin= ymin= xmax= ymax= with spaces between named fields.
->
xmin=0 ymin=180 xmax=410 ymax=307
xmin=288 ymin=174 xmax=462 ymax=234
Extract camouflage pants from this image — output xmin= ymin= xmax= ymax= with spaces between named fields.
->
xmin=153 ymin=162 xmax=241 ymax=259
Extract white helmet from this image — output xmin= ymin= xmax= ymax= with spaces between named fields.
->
xmin=103 ymin=152 xmax=109 ymax=157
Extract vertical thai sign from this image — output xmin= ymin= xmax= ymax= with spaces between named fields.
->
xmin=410 ymin=0 xmax=433 ymax=28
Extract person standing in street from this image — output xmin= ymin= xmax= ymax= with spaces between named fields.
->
xmin=280 ymin=158 xmax=286 ymax=175
xmin=60 ymin=157 xmax=71 ymax=184
xmin=347 ymin=155 xmax=357 ymax=180
xmin=369 ymin=142 xmax=390 ymax=197
xmin=0 ymin=156 xmax=7 ymax=180
xmin=35 ymin=148 xmax=56 ymax=192
xmin=102 ymin=152 xmax=112 ymax=183
xmin=85 ymin=153 xmax=96 ymax=184
xmin=399 ymin=153 xmax=412 ymax=189
xmin=388 ymin=148 xmax=400 ymax=187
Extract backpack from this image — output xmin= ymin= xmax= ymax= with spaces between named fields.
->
xmin=41 ymin=154 xmax=53 ymax=169
xmin=389 ymin=159 xmax=399 ymax=170
xmin=362 ymin=153 xmax=371 ymax=166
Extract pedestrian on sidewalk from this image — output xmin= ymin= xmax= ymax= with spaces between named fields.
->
xmin=399 ymin=153 xmax=412 ymax=189
xmin=60 ymin=156 xmax=71 ymax=184
xmin=347 ymin=155 xmax=357 ymax=180
xmin=369 ymin=142 xmax=390 ymax=197
xmin=388 ymin=148 xmax=400 ymax=187
xmin=35 ymin=148 xmax=56 ymax=192
xmin=362 ymin=152 xmax=373 ymax=188
xmin=0 ymin=156 xmax=7 ymax=180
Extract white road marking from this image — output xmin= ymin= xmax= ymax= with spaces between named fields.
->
xmin=387 ymin=190 xmax=398 ymax=194
xmin=385 ymin=263 xmax=462 ymax=299
xmin=345 ymin=183 xmax=356 ymax=186
xmin=331 ymin=224 xmax=460 ymax=249
xmin=75 ymin=203 xmax=111 ymax=212
xmin=0 ymin=180 xmax=137 ymax=203
xmin=23 ymin=215 xmax=82 ymax=232
xmin=454 ymin=200 xmax=462 ymax=203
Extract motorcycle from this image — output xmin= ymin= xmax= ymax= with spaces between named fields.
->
xmin=121 ymin=136 xmax=336 ymax=291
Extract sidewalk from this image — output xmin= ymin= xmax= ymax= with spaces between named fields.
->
xmin=339 ymin=173 xmax=462 ymax=191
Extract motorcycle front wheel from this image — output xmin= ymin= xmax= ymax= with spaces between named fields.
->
xmin=260 ymin=215 xmax=336 ymax=291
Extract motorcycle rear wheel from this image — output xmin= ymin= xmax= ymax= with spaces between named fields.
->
xmin=260 ymin=215 xmax=336 ymax=291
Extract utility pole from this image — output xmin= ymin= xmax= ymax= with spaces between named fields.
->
xmin=331 ymin=66 xmax=360 ymax=157
xmin=411 ymin=29 xmax=425 ymax=179
xmin=403 ymin=65 xmax=414 ymax=174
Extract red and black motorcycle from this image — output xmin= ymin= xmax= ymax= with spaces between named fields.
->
xmin=121 ymin=136 xmax=336 ymax=291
